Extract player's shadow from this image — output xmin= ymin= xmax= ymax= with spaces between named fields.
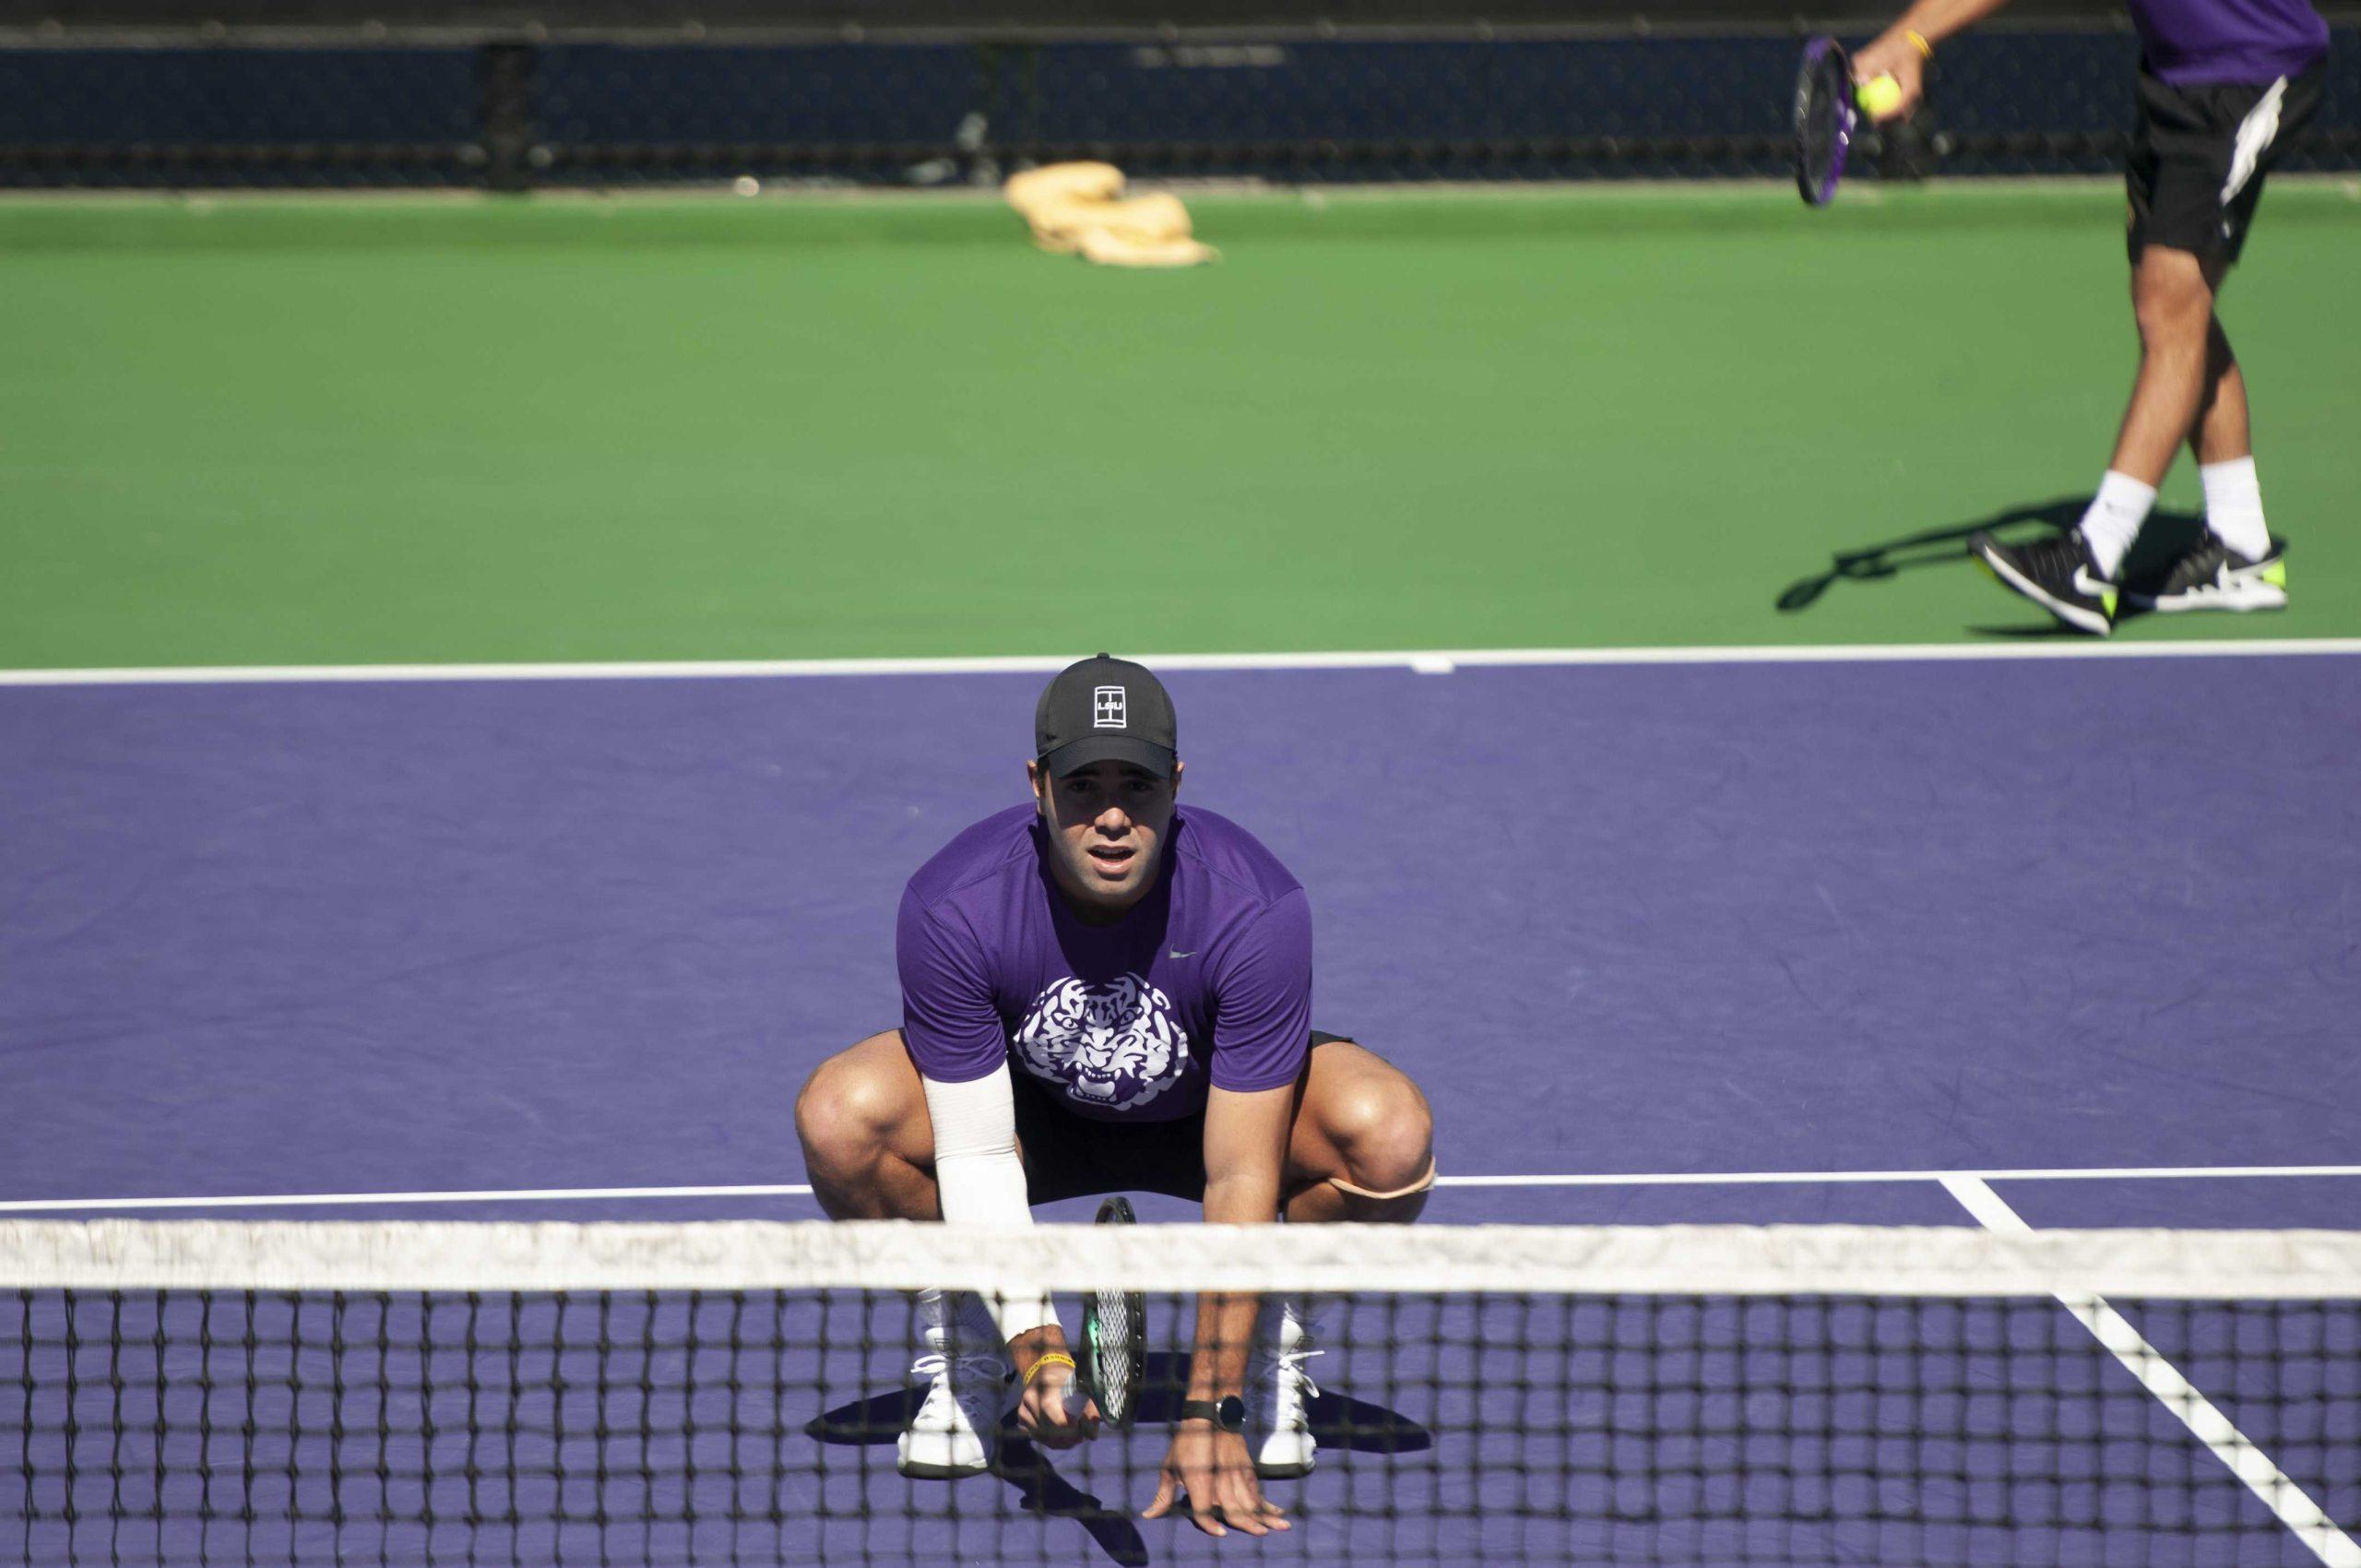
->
xmin=1125 ymin=1350 xmax=1433 ymax=1459
xmin=1776 ymin=495 xmax=2205 ymax=634
xmin=803 ymin=1387 xmax=1150 ymax=1563
xmin=806 ymin=1349 xmax=1430 ymax=1565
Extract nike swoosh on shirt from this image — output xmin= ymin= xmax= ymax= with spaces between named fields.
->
xmin=1169 ymin=950 xmax=1195 ymax=958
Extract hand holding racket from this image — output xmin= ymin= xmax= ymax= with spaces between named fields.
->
xmin=1020 ymin=1195 xmax=1146 ymax=1445
xmin=1015 ymin=1337 xmax=1101 ymax=1448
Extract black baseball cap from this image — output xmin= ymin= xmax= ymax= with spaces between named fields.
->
xmin=1035 ymin=654 xmax=1178 ymax=779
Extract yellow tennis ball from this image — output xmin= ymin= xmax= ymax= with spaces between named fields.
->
xmin=1857 ymin=74 xmax=1905 ymax=118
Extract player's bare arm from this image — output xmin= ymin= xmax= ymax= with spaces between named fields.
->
xmin=1853 ymin=0 xmax=2012 ymax=118
xmin=1142 ymin=1084 xmax=1295 ymax=1538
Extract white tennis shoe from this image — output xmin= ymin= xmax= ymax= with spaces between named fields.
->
xmin=2126 ymin=535 xmax=2288 ymax=613
xmin=1245 ymin=1298 xmax=1322 ymax=1479
xmin=896 ymin=1291 xmax=1011 ymax=1479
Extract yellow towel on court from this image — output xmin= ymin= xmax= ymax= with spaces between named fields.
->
xmin=1003 ymin=162 xmax=1218 ymax=268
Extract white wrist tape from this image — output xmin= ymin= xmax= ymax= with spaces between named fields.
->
xmin=921 ymin=1064 xmax=1058 ymax=1342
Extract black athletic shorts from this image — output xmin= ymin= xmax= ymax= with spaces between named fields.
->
xmin=1010 ymin=1030 xmax=1352 ymax=1205
xmin=2127 ymin=63 xmax=2323 ymax=267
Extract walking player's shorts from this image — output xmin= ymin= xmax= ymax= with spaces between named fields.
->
xmin=2127 ymin=63 xmax=2324 ymax=267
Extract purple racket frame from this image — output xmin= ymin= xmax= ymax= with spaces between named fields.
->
xmin=1794 ymin=36 xmax=1857 ymax=208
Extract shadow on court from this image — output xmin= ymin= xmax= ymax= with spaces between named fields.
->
xmin=807 ymin=1349 xmax=1432 ymax=1565
xmin=1776 ymin=496 xmax=2207 ymax=630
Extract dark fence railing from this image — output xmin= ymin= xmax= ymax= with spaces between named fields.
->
xmin=2 ymin=16 xmax=2355 ymax=186
xmin=0 ymin=0 xmax=2234 ymax=24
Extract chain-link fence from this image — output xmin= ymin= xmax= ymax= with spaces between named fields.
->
xmin=3 ymin=8 xmax=2355 ymax=187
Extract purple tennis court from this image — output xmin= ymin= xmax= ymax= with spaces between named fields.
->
xmin=5 ymin=652 xmax=2358 ymax=1564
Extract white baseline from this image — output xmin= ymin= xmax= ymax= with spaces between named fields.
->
xmin=5 ymin=637 xmax=2361 ymax=687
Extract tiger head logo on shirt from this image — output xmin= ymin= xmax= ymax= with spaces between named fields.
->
xmin=1014 ymin=974 xmax=1191 ymax=1111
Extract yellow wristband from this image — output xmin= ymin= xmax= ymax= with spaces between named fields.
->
xmin=1026 ymin=1352 xmax=1077 ymax=1382
xmin=1904 ymin=29 xmax=1935 ymax=58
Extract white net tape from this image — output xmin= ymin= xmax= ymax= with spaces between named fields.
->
xmin=6 ymin=1218 xmax=2360 ymax=1298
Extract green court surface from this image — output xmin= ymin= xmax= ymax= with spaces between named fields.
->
xmin=4 ymin=182 xmax=2356 ymax=669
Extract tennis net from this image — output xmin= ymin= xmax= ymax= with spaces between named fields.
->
xmin=6 ymin=1218 xmax=2358 ymax=1566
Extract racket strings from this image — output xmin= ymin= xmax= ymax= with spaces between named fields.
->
xmin=1794 ymin=40 xmax=1857 ymax=206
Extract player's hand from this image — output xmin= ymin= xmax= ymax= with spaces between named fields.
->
xmin=1142 ymin=1421 xmax=1289 ymax=1538
xmin=1850 ymin=35 xmax=1926 ymax=122
xmin=1013 ymin=1348 xmax=1100 ymax=1449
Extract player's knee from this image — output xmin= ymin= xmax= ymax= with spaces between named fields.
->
xmin=1330 ymin=1075 xmax=1435 ymax=1193
xmin=793 ymin=1055 xmax=899 ymax=1174
xmin=2131 ymin=250 xmax=2212 ymax=344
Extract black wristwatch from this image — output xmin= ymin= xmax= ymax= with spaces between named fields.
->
xmin=1178 ymin=1396 xmax=1246 ymax=1432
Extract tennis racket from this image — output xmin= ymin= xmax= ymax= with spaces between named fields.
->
xmin=1076 ymin=1195 xmax=1147 ymax=1430
xmin=1793 ymin=37 xmax=1859 ymax=208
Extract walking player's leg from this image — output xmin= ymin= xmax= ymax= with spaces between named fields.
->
xmin=2129 ymin=296 xmax=2291 ymax=612
xmin=2108 ymin=248 xmax=2223 ymax=493
xmin=2190 ymin=315 xmax=2249 ymax=471
xmin=1970 ymin=64 xmax=2315 ymax=631
xmin=2171 ymin=315 xmax=2285 ymax=587
xmin=2075 ymin=244 xmax=2224 ymax=579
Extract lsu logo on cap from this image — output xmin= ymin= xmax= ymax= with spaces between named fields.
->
xmin=1093 ymin=685 xmax=1127 ymax=729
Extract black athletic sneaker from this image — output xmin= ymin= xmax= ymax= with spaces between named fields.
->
xmin=1970 ymin=530 xmax=2118 ymax=636
xmin=2126 ymin=535 xmax=2287 ymax=614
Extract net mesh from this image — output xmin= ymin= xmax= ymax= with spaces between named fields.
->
xmin=6 ymin=1219 xmax=2358 ymax=1567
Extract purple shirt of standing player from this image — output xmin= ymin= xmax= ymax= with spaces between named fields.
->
xmin=2130 ymin=0 xmax=2328 ymax=84
xmin=897 ymin=802 xmax=1311 ymax=1123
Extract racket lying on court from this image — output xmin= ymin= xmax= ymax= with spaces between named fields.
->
xmin=1075 ymin=1195 xmax=1147 ymax=1430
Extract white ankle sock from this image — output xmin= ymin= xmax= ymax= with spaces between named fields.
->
xmin=2200 ymin=456 xmax=2269 ymax=560
xmin=2075 ymin=471 xmax=2156 ymax=580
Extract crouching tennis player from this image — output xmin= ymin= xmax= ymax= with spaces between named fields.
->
xmin=795 ymin=654 xmax=1436 ymax=1537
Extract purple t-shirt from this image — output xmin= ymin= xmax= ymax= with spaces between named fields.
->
xmin=897 ymin=803 xmax=1312 ymax=1123
xmin=2130 ymin=0 xmax=2327 ymax=84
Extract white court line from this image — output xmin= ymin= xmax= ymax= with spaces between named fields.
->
xmin=0 ymin=1184 xmax=815 ymax=1215
xmin=4 ymin=637 xmax=2360 ymax=686
xmin=1435 ymin=1163 xmax=2361 ymax=1187
xmin=1944 ymin=1175 xmax=2361 ymax=1568
xmin=6 ymin=1162 xmax=2358 ymax=1214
